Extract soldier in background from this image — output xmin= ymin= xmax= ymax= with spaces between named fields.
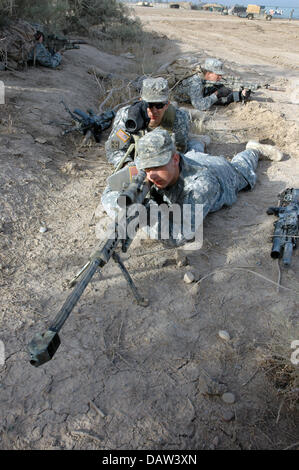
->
xmin=173 ymin=58 xmax=249 ymax=111
xmin=28 ymin=30 xmax=62 ymax=68
xmin=105 ymin=77 xmax=209 ymax=169
xmin=101 ymin=128 xmax=282 ymax=247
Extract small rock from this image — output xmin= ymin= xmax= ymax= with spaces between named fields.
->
xmin=177 ymin=258 xmax=188 ymax=268
xmin=175 ymin=250 xmax=188 ymax=267
xmin=39 ymin=226 xmax=47 ymax=233
xmin=212 ymin=436 xmax=219 ymax=447
xmin=184 ymin=271 xmax=195 ymax=284
xmin=221 ymin=392 xmax=236 ymax=404
xmin=218 ymin=330 xmax=231 ymax=342
xmin=222 ymin=410 xmax=235 ymax=422
xmin=35 ymin=137 xmax=47 ymax=144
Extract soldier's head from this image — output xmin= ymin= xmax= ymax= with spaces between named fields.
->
xmin=136 ymin=128 xmax=180 ymax=189
xmin=141 ymin=77 xmax=169 ymax=128
xmin=202 ymin=58 xmax=224 ymax=82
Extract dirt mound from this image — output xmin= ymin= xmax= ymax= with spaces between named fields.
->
xmin=225 ymin=101 xmax=299 ymax=157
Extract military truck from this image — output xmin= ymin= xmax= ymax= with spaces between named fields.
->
xmin=245 ymin=5 xmax=272 ymax=21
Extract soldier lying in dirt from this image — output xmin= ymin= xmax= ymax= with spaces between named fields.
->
xmin=172 ymin=58 xmax=251 ymax=111
xmin=102 ymin=128 xmax=282 ymax=247
xmin=27 ymin=30 xmax=62 ymax=68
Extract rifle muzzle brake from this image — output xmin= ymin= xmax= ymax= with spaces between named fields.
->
xmin=28 ymin=329 xmax=61 ymax=367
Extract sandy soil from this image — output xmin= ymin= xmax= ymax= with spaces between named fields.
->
xmin=0 ymin=8 xmax=298 ymax=450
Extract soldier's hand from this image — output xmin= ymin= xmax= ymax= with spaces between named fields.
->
xmin=240 ymin=88 xmax=251 ymax=103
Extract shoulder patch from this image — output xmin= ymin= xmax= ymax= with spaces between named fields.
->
xmin=116 ymin=129 xmax=130 ymax=143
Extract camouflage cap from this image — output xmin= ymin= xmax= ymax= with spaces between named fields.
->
xmin=204 ymin=58 xmax=225 ymax=75
xmin=141 ymin=77 xmax=169 ymax=102
xmin=136 ymin=128 xmax=175 ymax=170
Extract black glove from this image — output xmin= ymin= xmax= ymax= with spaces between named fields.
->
xmin=215 ymin=85 xmax=232 ymax=98
xmin=222 ymin=91 xmax=242 ymax=104
xmin=240 ymin=88 xmax=251 ymax=104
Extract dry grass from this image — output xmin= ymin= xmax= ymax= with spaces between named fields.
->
xmin=257 ymin=320 xmax=299 ymax=412
xmin=0 ymin=113 xmax=15 ymax=134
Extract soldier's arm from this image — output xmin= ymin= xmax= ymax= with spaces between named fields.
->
xmin=186 ymin=76 xmax=219 ymax=111
xmin=105 ymin=107 xmax=133 ymax=168
xmin=173 ymin=108 xmax=190 ymax=153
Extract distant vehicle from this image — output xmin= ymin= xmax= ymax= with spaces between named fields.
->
xmin=242 ymin=4 xmax=273 ymax=21
xmin=136 ymin=1 xmax=153 ymax=6
xmin=228 ymin=5 xmax=247 ymax=16
xmin=170 ymin=3 xmax=180 ymax=8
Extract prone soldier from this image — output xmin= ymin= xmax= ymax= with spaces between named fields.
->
xmin=173 ymin=58 xmax=251 ymax=111
xmin=102 ymin=129 xmax=283 ymax=247
xmin=28 ymin=30 xmax=62 ymax=68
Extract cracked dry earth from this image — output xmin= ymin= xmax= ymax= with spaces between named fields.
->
xmin=0 ymin=8 xmax=299 ymax=450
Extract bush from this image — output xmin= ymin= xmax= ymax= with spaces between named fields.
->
xmin=0 ymin=1 xmax=135 ymax=34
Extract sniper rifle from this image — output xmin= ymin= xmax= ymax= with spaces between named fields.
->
xmin=28 ymin=169 xmax=151 ymax=367
xmin=60 ymin=100 xmax=115 ymax=142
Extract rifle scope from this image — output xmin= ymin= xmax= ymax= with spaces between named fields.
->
xmin=125 ymin=101 xmax=150 ymax=133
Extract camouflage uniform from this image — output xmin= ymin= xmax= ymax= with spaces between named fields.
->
xmin=28 ymin=43 xmax=61 ymax=68
xmin=105 ymin=77 xmax=202 ymax=169
xmin=105 ymin=104 xmax=191 ymax=168
xmin=101 ymin=129 xmax=260 ymax=247
xmin=173 ymin=58 xmax=241 ymax=111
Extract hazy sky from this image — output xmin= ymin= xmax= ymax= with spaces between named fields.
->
xmin=191 ymin=0 xmax=298 ymax=6
xmin=224 ymin=1 xmax=298 ymax=5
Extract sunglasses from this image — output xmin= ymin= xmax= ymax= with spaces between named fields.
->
xmin=148 ymin=102 xmax=167 ymax=110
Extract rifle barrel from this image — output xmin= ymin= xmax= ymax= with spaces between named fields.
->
xmin=28 ymin=171 xmax=150 ymax=366
xmin=282 ymin=240 xmax=293 ymax=266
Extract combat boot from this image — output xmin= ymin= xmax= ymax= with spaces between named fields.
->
xmin=246 ymin=140 xmax=283 ymax=161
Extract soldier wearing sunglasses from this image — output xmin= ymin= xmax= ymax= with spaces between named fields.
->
xmin=105 ymin=77 xmax=206 ymax=169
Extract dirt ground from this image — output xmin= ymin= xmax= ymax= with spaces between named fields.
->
xmin=0 ymin=8 xmax=298 ymax=450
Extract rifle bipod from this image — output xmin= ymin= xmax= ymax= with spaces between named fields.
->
xmin=69 ymin=252 xmax=148 ymax=307
xmin=28 ymin=252 xmax=148 ymax=367
xmin=112 ymin=252 xmax=149 ymax=307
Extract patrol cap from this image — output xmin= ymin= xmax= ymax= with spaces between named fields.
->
xmin=204 ymin=58 xmax=225 ymax=75
xmin=136 ymin=128 xmax=175 ymax=170
xmin=141 ymin=77 xmax=169 ymax=103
